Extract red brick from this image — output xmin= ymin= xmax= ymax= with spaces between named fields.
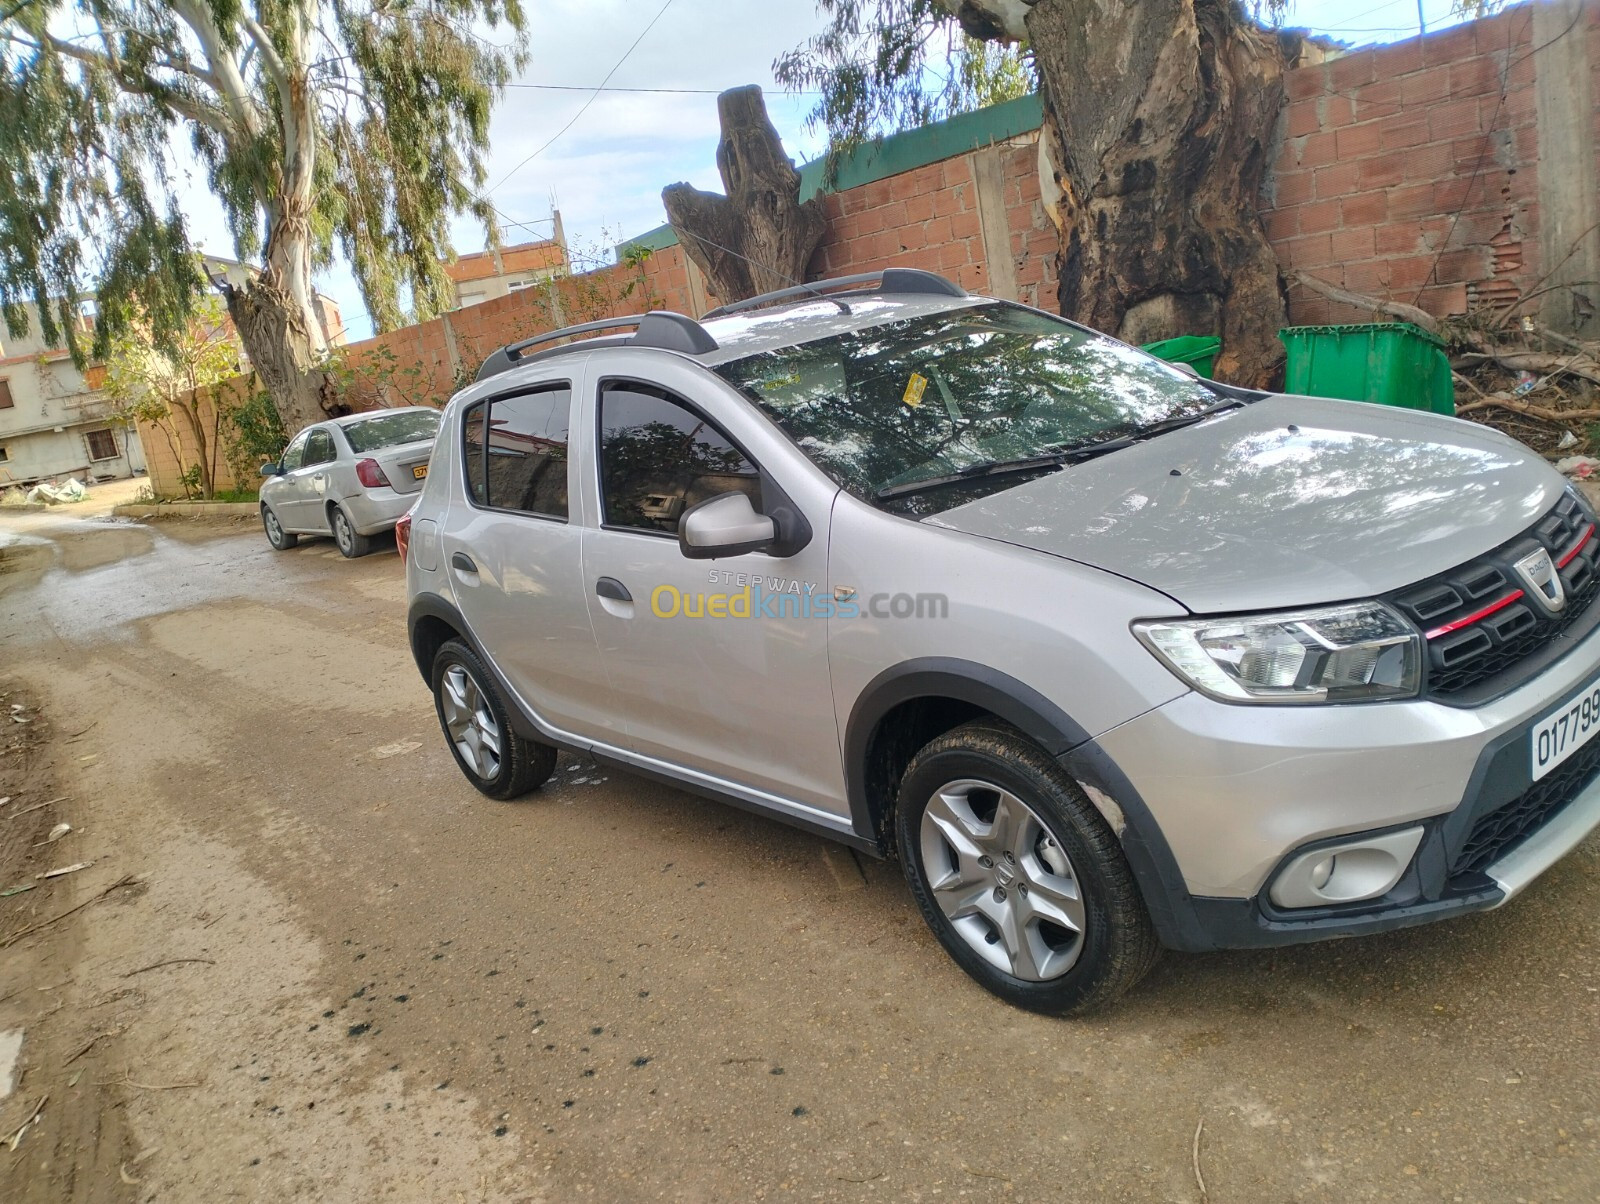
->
xmin=1340 ymin=192 xmax=1389 ymax=226
xmin=1286 ymin=98 xmax=1322 ymax=138
xmin=930 ymin=187 xmax=963 ymax=218
xmin=1387 ymin=182 xmax=1437 ymax=221
xmin=1422 ymin=23 xmax=1478 ymax=68
xmin=1379 ymin=117 xmax=1431 ymax=151
xmin=903 ymin=193 xmax=935 ymax=225
xmin=889 ymin=171 xmax=921 ymax=202
xmin=1449 ymin=55 xmax=1503 ymax=98
xmin=941 ymin=159 xmax=972 ymax=190
xmin=1343 ymin=259 xmax=1392 ymax=295
xmin=1281 ymin=232 xmax=1333 ymax=269
xmin=924 ymin=215 xmax=954 ymax=246
xmin=1432 ymin=246 xmax=1492 ymax=283
xmin=1428 ymin=97 xmax=1483 ymax=141
xmin=1271 ymin=170 xmax=1314 ymax=207
xmin=948 ymin=209 xmax=981 ymax=241
xmin=1354 ymin=77 xmax=1404 ymax=120
xmin=1331 ymin=227 xmax=1377 ymax=261
xmin=1314 ymin=161 xmax=1360 ymax=200
xmin=1376 ymin=223 xmax=1424 ymax=256
xmin=937 ymin=238 xmax=975 ymax=271
xmin=864 ymin=179 xmax=893 ymax=209
xmin=1371 ymin=36 xmax=1425 ymax=79
xmin=1328 ymin=50 xmax=1376 ymax=93
xmin=1334 ymin=122 xmax=1383 ymax=159
xmin=1285 ymin=65 xmax=1325 ymax=102
xmin=1403 ymin=141 xmax=1458 ymax=183
xmin=1434 ymin=175 xmax=1492 ymax=212
xmin=1385 ymin=255 xmax=1439 ymax=293
xmin=1297 ymin=199 xmax=1341 ymax=234
xmin=1417 ymin=282 xmax=1469 ymax=316
xmin=1262 ymin=208 xmax=1298 ymax=242
xmin=1400 ymin=64 xmax=1450 ymax=107
xmin=1294 ymin=131 xmax=1338 ymax=170
xmin=1358 ymin=152 xmax=1408 ymax=189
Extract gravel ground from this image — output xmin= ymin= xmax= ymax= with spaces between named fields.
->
xmin=0 ymin=510 xmax=1596 ymax=1203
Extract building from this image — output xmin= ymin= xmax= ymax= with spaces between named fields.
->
xmin=0 ymin=305 xmax=145 ymax=487
xmin=446 ymin=215 xmax=570 ymax=309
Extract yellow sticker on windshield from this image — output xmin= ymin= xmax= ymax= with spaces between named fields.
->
xmin=903 ymin=372 xmax=929 ymax=408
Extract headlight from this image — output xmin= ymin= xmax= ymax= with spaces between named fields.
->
xmin=1133 ymin=602 xmax=1421 ymax=704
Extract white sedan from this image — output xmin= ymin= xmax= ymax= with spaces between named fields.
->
xmin=259 ymin=407 xmax=440 ymax=557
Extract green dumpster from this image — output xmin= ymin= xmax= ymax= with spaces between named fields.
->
xmin=1278 ymin=322 xmax=1454 ymax=415
xmin=1141 ymin=335 xmax=1221 ymax=379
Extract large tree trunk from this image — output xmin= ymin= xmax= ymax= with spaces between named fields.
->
xmin=663 ymin=86 xmax=828 ymax=304
xmin=947 ymin=0 xmax=1294 ymax=386
xmin=224 ymin=260 xmax=332 ymax=435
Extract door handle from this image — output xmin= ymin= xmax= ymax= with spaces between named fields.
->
xmin=451 ymin=552 xmax=478 ymax=573
xmin=595 ymin=577 xmax=632 ymax=602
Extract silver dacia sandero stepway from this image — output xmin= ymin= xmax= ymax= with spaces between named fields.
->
xmin=401 ymin=268 xmax=1600 ymax=1014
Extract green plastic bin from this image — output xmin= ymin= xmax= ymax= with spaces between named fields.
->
xmin=1278 ymin=322 xmax=1454 ymax=415
xmin=1141 ymin=335 xmax=1221 ymax=379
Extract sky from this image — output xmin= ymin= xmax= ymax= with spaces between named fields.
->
xmin=178 ymin=0 xmax=1486 ymax=343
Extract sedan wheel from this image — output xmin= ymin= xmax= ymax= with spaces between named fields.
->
xmin=331 ymin=506 xmax=372 ymax=558
xmin=261 ymin=504 xmax=297 ymax=550
xmin=440 ymin=663 xmax=502 ymax=781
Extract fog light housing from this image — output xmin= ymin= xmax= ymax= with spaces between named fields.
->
xmin=1268 ymin=827 xmax=1425 ymax=910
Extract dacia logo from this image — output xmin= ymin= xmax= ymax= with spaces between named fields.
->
xmin=1514 ymin=546 xmax=1567 ymax=614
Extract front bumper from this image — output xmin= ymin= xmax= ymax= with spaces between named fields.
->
xmin=1091 ymin=620 xmax=1600 ymax=951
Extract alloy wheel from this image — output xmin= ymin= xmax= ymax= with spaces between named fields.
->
xmin=334 ymin=510 xmax=354 ymax=554
xmin=440 ymin=663 xmax=502 ymax=780
xmin=919 ymin=778 xmax=1087 ymax=981
xmin=264 ymin=507 xmax=283 ymax=545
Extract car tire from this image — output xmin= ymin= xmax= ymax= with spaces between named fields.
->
xmin=261 ymin=504 xmax=298 ymax=550
xmin=431 ymin=639 xmax=557 ymax=800
xmin=330 ymin=504 xmax=373 ymax=558
xmin=895 ymin=719 xmax=1161 ymax=1015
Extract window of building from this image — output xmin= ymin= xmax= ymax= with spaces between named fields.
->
xmin=458 ymin=291 xmax=486 ymax=308
xmin=598 ymin=383 xmax=762 ymax=536
xmin=507 ymin=279 xmax=530 ymax=292
xmin=0 ymin=379 xmax=12 ymax=409
xmin=462 ymin=386 xmax=570 ymax=519
xmin=0 ymin=446 xmax=9 ymax=463
xmin=85 ymin=429 xmax=118 ymax=461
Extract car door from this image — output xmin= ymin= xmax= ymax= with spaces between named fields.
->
xmin=297 ymin=427 xmax=338 ymax=531
xmin=267 ymin=430 xmax=311 ymax=529
xmin=437 ymin=379 xmax=617 ymax=742
xmin=579 ymin=368 xmax=846 ymax=818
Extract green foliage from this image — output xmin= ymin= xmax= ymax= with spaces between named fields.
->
xmin=775 ymin=2 xmax=1036 ymax=174
xmin=222 ymin=387 xmax=287 ymax=484
xmin=0 ymin=0 xmax=529 ymax=365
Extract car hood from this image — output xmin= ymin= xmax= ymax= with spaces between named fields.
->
xmin=926 ymin=394 xmax=1566 ymax=613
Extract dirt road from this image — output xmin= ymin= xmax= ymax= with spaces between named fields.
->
xmin=0 ymin=509 xmax=1596 ymax=1203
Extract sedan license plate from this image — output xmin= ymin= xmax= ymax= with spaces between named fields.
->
xmin=412 ymin=464 xmax=428 ymax=480
xmin=1531 ymin=673 xmax=1600 ymax=780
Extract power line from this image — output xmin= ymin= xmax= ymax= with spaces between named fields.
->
xmin=488 ymin=0 xmax=681 ymax=196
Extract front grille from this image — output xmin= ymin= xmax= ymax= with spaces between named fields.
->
xmin=1389 ymin=490 xmax=1600 ymax=698
xmin=1452 ymin=732 xmax=1600 ymax=876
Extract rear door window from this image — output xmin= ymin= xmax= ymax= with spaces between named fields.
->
xmin=597 ymin=382 xmax=762 ymax=535
xmin=303 ymin=428 xmax=335 ymax=467
xmin=462 ymin=386 xmax=571 ymax=519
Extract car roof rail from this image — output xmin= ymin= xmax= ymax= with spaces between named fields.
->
xmin=700 ymin=268 xmax=967 ymax=320
xmin=475 ymin=311 xmax=719 ymax=383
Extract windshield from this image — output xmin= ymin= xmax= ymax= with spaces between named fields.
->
xmin=342 ymin=410 xmax=440 ymax=453
xmin=715 ymin=303 xmax=1217 ymax=510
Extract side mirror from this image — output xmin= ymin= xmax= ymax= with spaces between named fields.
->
xmin=260 ymin=461 xmax=280 ymax=477
xmin=679 ymin=491 xmax=777 ymax=560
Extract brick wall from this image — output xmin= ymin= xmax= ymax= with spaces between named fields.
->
xmin=137 ymin=375 xmax=258 ymax=499
xmin=1265 ymin=5 xmax=1550 ymax=326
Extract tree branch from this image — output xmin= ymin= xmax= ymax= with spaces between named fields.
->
xmin=1289 ymin=270 xmax=1443 ymax=336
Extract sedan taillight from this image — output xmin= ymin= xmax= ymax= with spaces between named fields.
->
xmin=355 ymin=457 xmax=391 ymax=488
xmin=395 ymin=509 xmax=413 ymax=563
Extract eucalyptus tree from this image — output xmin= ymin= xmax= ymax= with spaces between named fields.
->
xmin=1 ymin=1 xmax=528 ymax=430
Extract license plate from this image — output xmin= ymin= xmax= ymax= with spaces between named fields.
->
xmin=1531 ymin=672 xmax=1600 ymax=780
xmin=412 ymin=464 xmax=428 ymax=480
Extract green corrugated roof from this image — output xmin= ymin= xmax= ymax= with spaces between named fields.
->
xmin=617 ymin=92 xmax=1044 ymax=261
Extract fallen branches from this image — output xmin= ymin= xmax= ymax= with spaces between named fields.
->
xmin=121 ymin=957 xmax=215 ymax=978
xmin=1455 ymin=396 xmax=1600 ymax=423
xmin=4 ymin=1095 xmax=47 ymax=1151
xmin=1290 ymin=271 xmax=1442 ymax=336
xmin=0 ymin=875 xmax=140 ymax=949
xmin=1454 ymin=351 xmax=1600 ymax=387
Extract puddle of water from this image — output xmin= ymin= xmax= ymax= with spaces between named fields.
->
xmin=0 ymin=1030 xmax=22 ymax=1100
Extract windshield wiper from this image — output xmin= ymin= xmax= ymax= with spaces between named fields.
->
xmin=875 ymin=400 xmax=1247 ymax=501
